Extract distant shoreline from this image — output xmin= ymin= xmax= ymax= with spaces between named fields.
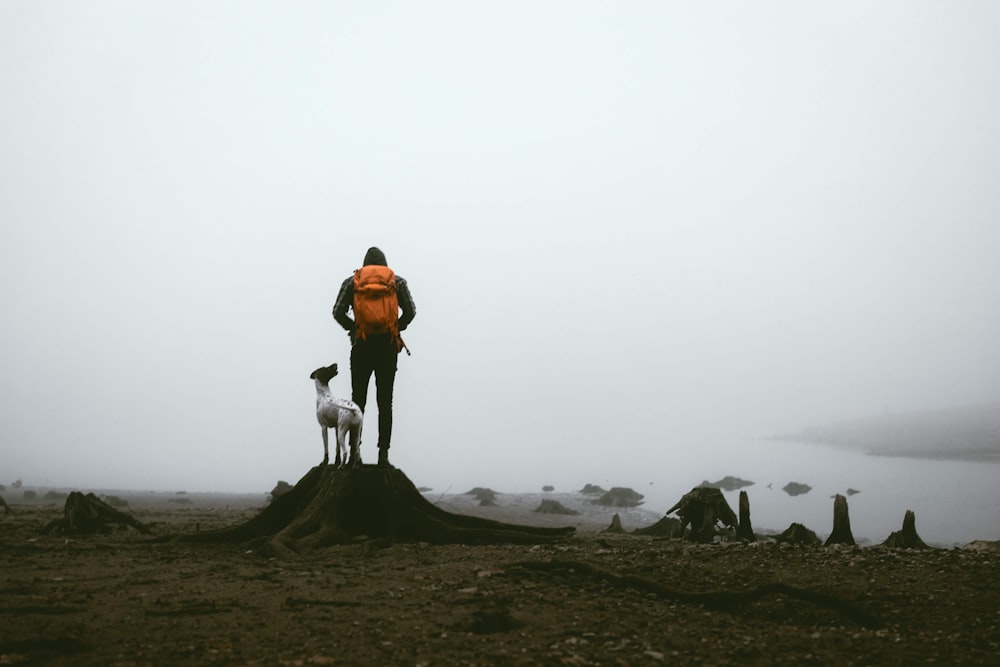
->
xmin=772 ymin=402 xmax=1000 ymax=466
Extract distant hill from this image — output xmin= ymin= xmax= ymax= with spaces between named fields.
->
xmin=775 ymin=403 xmax=1000 ymax=463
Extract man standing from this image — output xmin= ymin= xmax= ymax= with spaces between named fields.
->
xmin=332 ymin=247 xmax=416 ymax=467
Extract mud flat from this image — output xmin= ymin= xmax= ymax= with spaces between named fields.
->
xmin=1 ymin=490 xmax=998 ymax=666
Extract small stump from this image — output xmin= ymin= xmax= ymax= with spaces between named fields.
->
xmin=735 ymin=490 xmax=756 ymax=542
xmin=824 ymin=494 xmax=856 ymax=546
xmin=774 ymin=522 xmax=822 ymax=546
xmin=42 ymin=492 xmax=150 ymax=535
xmin=604 ymin=513 xmax=626 ymax=533
xmin=882 ymin=510 xmax=932 ymax=549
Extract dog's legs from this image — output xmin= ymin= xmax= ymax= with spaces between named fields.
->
xmin=333 ymin=425 xmax=344 ymax=468
xmin=339 ymin=422 xmax=355 ymax=468
xmin=321 ymin=426 xmax=330 ymax=466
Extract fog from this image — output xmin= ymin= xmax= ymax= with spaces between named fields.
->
xmin=2 ymin=2 xmax=999 ymax=499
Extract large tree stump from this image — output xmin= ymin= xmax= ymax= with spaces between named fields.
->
xmin=824 ymin=493 xmax=856 ymax=546
xmin=666 ymin=487 xmax=738 ymax=542
xmin=736 ymin=490 xmax=756 ymax=542
xmin=172 ymin=465 xmax=574 ymax=555
xmin=882 ymin=510 xmax=932 ymax=549
xmin=42 ymin=492 xmax=150 ymax=535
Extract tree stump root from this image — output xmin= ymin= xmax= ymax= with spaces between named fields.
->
xmin=165 ymin=465 xmax=574 ymax=553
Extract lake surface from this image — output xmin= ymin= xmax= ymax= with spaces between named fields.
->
xmin=469 ymin=438 xmax=1000 ymax=547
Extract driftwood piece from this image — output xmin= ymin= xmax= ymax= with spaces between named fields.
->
xmin=666 ymin=487 xmax=738 ymax=542
xmin=882 ymin=510 xmax=932 ymax=549
xmin=824 ymin=494 xmax=856 ymax=546
xmin=168 ymin=465 xmax=574 ymax=555
xmin=42 ymin=492 xmax=150 ymax=535
xmin=736 ymin=490 xmax=756 ymax=542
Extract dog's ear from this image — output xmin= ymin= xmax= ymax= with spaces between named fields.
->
xmin=309 ymin=369 xmax=318 ymax=379
xmin=331 ymin=363 xmax=338 ymax=375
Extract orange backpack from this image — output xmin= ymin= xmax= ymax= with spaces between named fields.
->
xmin=352 ymin=265 xmax=408 ymax=352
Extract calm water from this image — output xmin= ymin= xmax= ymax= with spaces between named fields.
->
xmin=470 ymin=439 xmax=1000 ymax=546
xmin=637 ymin=440 xmax=999 ymax=546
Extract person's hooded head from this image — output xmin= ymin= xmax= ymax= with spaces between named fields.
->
xmin=363 ymin=246 xmax=387 ymax=266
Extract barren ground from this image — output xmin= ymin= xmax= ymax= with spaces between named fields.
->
xmin=1 ymin=489 xmax=998 ymax=666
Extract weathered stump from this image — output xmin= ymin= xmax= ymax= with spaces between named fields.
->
xmin=42 ymin=492 xmax=150 ymax=535
xmin=824 ymin=494 xmax=856 ymax=546
xmin=735 ymin=490 xmax=756 ymax=542
xmin=603 ymin=513 xmax=625 ymax=533
xmin=171 ymin=465 xmax=574 ymax=555
xmin=882 ymin=510 xmax=932 ymax=549
xmin=666 ymin=487 xmax=738 ymax=542
xmin=774 ymin=522 xmax=822 ymax=546
xmin=0 ymin=494 xmax=10 ymax=515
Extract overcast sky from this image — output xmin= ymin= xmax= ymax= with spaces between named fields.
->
xmin=2 ymin=1 xmax=998 ymax=495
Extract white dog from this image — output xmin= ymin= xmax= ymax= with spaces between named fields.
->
xmin=309 ymin=363 xmax=363 ymax=467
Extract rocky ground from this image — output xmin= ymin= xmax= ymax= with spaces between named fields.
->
xmin=1 ymin=488 xmax=998 ymax=666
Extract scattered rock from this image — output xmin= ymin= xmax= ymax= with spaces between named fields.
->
xmin=579 ymin=484 xmax=607 ymax=495
xmin=542 ymin=485 xmax=554 ymax=492
xmin=782 ymin=482 xmax=812 ymax=496
xmin=699 ymin=476 xmax=755 ymax=491
xmin=533 ymin=499 xmax=579 ymax=515
xmin=592 ymin=487 xmax=644 ymax=508
xmin=44 ymin=491 xmax=68 ymax=501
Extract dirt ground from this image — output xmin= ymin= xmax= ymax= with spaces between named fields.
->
xmin=1 ymin=489 xmax=998 ymax=666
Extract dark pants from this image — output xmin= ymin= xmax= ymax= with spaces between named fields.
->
xmin=350 ymin=335 xmax=398 ymax=451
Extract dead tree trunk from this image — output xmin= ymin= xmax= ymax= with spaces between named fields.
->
xmin=824 ymin=494 xmax=856 ymax=546
xmin=736 ymin=490 xmax=756 ymax=542
xmin=171 ymin=465 xmax=574 ymax=555
xmin=42 ymin=492 xmax=150 ymax=535
xmin=882 ymin=510 xmax=932 ymax=549
xmin=666 ymin=487 xmax=738 ymax=542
